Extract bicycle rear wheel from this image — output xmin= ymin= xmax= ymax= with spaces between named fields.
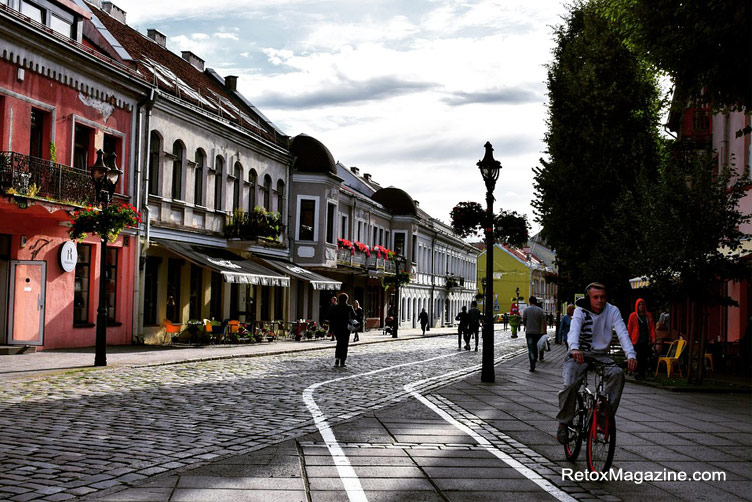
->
xmin=564 ymin=394 xmax=584 ymax=461
xmin=587 ymin=398 xmax=616 ymax=473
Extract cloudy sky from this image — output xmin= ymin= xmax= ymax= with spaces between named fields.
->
xmin=114 ymin=0 xmax=570 ymax=232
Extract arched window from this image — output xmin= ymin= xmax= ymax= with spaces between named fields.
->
xmin=171 ymin=141 xmax=184 ymax=200
xmin=148 ymin=131 xmax=161 ymax=195
xmin=262 ymin=174 xmax=272 ymax=211
xmin=194 ymin=149 xmax=205 ymax=206
xmin=233 ymin=162 xmax=242 ymax=210
xmin=248 ymin=169 xmax=257 ymax=211
xmin=276 ymin=179 xmax=285 ymax=216
xmin=214 ymin=155 xmax=224 ymax=211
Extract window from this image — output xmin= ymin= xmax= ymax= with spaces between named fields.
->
xmin=143 ymin=257 xmax=160 ymax=325
xmin=276 ymin=180 xmax=285 ymax=216
xmin=326 ymin=203 xmax=336 ymax=244
xmin=49 ymin=13 xmax=73 ymax=38
xmin=214 ymin=156 xmax=224 ymax=211
xmin=233 ymin=162 xmax=242 ymax=210
xmin=73 ymin=124 xmax=93 ymax=170
xmin=29 ymin=108 xmax=47 ymax=159
xmin=394 ymin=232 xmax=406 ymax=256
xmin=262 ymin=174 xmax=272 ymax=211
xmin=189 ymin=264 xmax=202 ymax=320
xmin=340 ymin=215 xmax=349 ymax=240
xmin=20 ymin=1 xmax=44 ymax=23
xmin=194 ymin=149 xmax=205 ymax=206
xmin=412 ymin=235 xmax=417 ymax=262
xmin=73 ymin=244 xmax=91 ymax=325
xmin=248 ymin=169 xmax=257 ymax=210
xmin=105 ymin=247 xmax=118 ymax=323
xmin=379 ymin=228 xmax=384 ymax=246
xmin=298 ymin=198 xmax=316 ymax=241
xmin=209 ymin=271 xmax=222 ymax=320
xmin=171 ymin=141 xmax=184 ymax=200
xmin=148 ymin=131 xmax=161 ymax=195
xmin=166 ymin=259 xmax=182 ymax=323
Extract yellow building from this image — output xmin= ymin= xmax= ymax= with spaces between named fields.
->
xmin=477 ymin=244 xmax=556 ymax=316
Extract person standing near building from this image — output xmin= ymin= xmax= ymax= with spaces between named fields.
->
xmin=419 ymin=308 xmax=430 ymax=335
xmin=329 ymin=293 xmax=356 ymax=367
xmin=352 ymin=300 xmax=363 ymax=343
xmin=627 ymin=298 xmax=656 ymax=379
xmin=455 ymin=306 xmax=470 ymax=350
xmin=468 ymin=301 xmax=482 ymax=351
xmin=557 ymin=304 xmax=575 ymax=345
xmin=522 ymin=296 xmax=546 ymax=371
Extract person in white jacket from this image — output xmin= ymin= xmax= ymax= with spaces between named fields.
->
xmin=556 ymin=282 xmax=637 ymax=444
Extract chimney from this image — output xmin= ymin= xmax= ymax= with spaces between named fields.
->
xmin=102 ymin=2 xmax=126 ymax=23
xmin=147 ymin=29 xmax=167 ymax=48
xmin=225 ymin=75 xmax=238 ymax=91
xmin=414 ymin=200 xmax=419 ymax=207
xmin=350 ymin=166 xmax=359 ymax=175
xmin=363 ymin=173 xmax=372 ymax=181
xmin=181 ymin=51 xmax=205 ymax=72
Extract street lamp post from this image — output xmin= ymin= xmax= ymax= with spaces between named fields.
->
xmin=478 ymin=142 xmax=501 ymax=383
xmin=481 ymin=277 xmax=487 ymax=316
xmin=90 ymin=149 xmax=122 ymax=367
xmin=392 ymin=254 xmax=406 ymax=338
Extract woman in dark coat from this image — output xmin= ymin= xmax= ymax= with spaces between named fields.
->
xmin=329 ymin=293 xmax=356 ymax=367
xmin=352 ymin=300 xmax=364 ymax=342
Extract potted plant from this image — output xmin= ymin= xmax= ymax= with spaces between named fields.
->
xmin=69 ymin=203 xmax=141 ymax=242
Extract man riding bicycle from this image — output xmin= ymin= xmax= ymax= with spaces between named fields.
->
xmin=556 ymin=282 xmax=637 ymax=444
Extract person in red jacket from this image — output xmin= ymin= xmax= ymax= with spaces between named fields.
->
xmin=627 ymin=298 xmax=656 ymax=379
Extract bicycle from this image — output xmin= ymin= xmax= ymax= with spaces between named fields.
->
xmin=563 ymin=359 xmax=617 ymax=473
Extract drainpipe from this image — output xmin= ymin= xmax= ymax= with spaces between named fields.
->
xmin=134 ymin=88 xmax=158 ymax=342
xmin=430 ymin=227 xmax=437 ymax=327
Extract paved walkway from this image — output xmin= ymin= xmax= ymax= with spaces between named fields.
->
xmin=82 ymin=340 xmax=751 ymax=502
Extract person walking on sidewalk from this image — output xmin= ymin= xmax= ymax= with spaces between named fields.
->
xmin=455 ymin=306 xmax=470 ymax=350
xmin=627 ymin=298 xmax=656 ymax=380
xmin=468 ymin=301 xmax=482 ymax=351
xmin=352 ymin=300 xmax=364 ymax=343
xmin=557 ymin=304 xmax=574 ymax=345
xmin=329 ymin=293 xmax=356 ymax=367
xmin=556 ymin=282 xmax=637 ymax=444
xmin=522 ymin=296 xmax=546 ymax=371
xmin=419 ymin=308 xmax=430 ymax=335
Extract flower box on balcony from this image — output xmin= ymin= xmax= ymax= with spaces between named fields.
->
xmin=225 ymin=207 xmax=282 ymax=240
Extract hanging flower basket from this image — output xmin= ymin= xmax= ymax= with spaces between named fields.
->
xmin=450 ymin=201 xmax=485 ymax=237
xmin=69 ymin=203 xmax=141 ymax=242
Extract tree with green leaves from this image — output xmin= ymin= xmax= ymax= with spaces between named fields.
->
xmin=596 ymin=0 xmax=751 ymax=112
xmin=533 ymin=1 xmax=663 ymax=310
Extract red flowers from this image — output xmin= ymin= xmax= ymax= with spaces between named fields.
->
xmin=69 ymin=202 xmax=142 ymax=242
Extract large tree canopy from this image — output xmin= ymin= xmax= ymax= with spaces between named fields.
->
xmin=596 ymin=0 xmax=751 ymax=111
xmin=533 ymin=1 xmax=663 ymax=307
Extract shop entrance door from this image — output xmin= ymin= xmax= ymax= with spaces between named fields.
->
xmin=8 ymin=261 xmax=46 ymax=345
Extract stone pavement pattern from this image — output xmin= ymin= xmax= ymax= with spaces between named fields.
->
xmin=0 ymin=328 xmax=523 ymax=501
xmin=89 ymin=342 xmax=752 ymax=502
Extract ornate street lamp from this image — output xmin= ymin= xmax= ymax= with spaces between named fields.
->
xmin=91 ymin=149 xmax=122 ymax=367
xmin=478 ymin=142 xmax=501 ymax=383
xmin=392 ymin=254 xmax=406 ymax=338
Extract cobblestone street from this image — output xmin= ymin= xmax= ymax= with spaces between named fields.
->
xmin=0 ymin=331 xmax=525 ymax=501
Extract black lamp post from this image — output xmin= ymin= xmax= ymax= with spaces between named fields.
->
xmin=393 ymin=254 xmax=406 ymax=338
xmin=91 ymin=149 xmax=122 ymax=367
xmin=516 ymin=287 xmax=520 ymax=308
xmin=480 ymin=277 xmax=487 ymax=315
xmin=478 ymin=142 xmax=501 ymax=383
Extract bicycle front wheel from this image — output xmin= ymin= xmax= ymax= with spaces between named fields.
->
xmin=587 ymin=399 xmax=616 ymax=473
xmin=564 ymin=393 xmax=584 ymax=461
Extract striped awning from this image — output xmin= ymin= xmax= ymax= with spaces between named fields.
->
xmin=629 ymin=276 xmax=650 ymax=289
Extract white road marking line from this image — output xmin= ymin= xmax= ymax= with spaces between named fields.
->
xmin=405 ymin=369 xmax=579 ymax=502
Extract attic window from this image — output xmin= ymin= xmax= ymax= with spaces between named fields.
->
xmin=20 ymin=0 xmax=77 ymax=40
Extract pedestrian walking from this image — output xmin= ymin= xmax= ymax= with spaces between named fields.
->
xmin=557 ymin=304 xmax=574 ymax=345
xmin=627 ymin=298 xmax=656 ymax=379
xmin=455 ymin=306 xmax=470 ymax=350
xmin=522 ymin=296 xmax=546 ymax=371
xmin=468 ymin=301 xmax=482 ymax=351
xmin=419 ymin=308 xmax=430 ymax=335
xmin=352 ymin=300 xmax=363 ymax=342
xmin=502 ymin=313 xmax=508 ymax=331
xmin=326 ymin=296 xmax=337 ymax=341
xmin=329 ymin=293 xmax=356 ymax=367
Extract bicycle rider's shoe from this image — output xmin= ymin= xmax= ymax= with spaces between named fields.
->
xmin=557 ymin=423 xmax=570 ymax=445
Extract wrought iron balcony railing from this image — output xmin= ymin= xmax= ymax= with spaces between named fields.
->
xmin=0 ymin=151 xmax=95 ymax=206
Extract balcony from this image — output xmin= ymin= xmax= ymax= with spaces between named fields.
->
xmin=225 ymin=208 xmax=283 ymax=241
xmin=0 ymin=151 xmax=94 ymax=206
xmin=366 ymin=255 xmax=386 ymax=270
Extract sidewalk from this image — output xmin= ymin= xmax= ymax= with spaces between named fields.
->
xmin=0 ymin=325 xmax=458 ymax=380
xmin=90 ymin=341 xmax=752 ymax=502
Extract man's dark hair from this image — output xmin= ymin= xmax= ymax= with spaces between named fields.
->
xmin=338 ymin=293 xmax=349 ymax=304
xmin=529 ymin=296 xmax=538 ymax=305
